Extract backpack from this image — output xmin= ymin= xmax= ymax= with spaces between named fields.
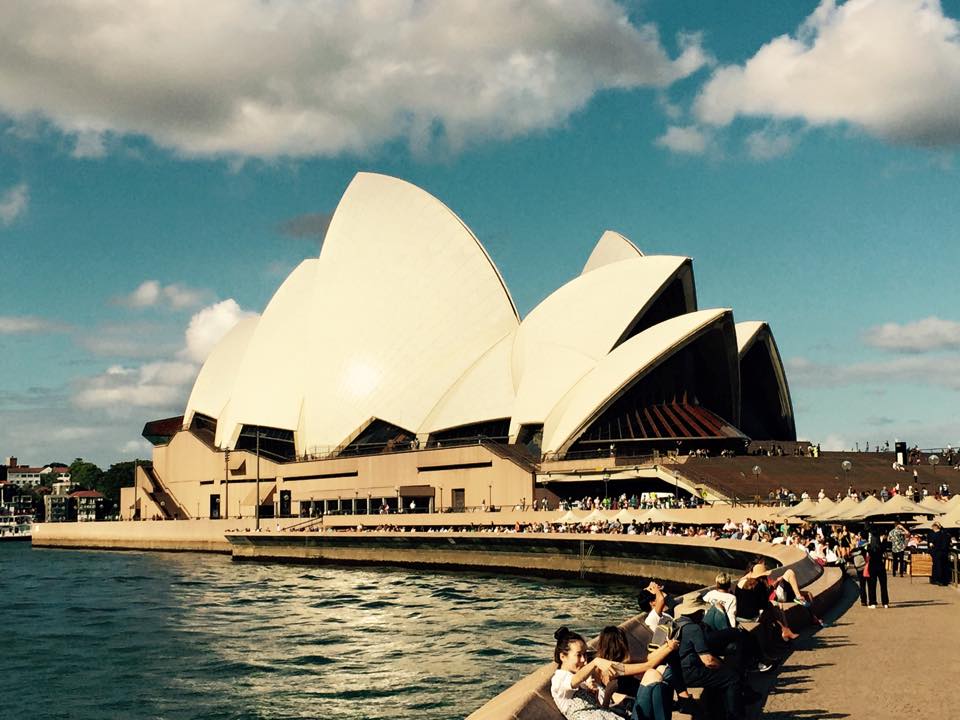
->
xmin=703 ymin=603 xmax=731 ymax=632
xmin=646 ymin=614 xmax=679 ymax=652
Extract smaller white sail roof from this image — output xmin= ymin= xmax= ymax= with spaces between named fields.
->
xmin=183 ymin=316 xmax=259 ymax=431
xmin=509 ymin=255 xmax=693 ymax=437
xmin=540 ymin=308 xmax=735 ymax=455
xmin=581 ymin=230 xmax=643 ymax=274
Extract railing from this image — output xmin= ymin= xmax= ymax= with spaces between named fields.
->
xmin=540 ymin=448 xmax=658 ymax=464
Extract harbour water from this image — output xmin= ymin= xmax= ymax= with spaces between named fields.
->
xmin=3 ymin=544 xmax=639 ymax=719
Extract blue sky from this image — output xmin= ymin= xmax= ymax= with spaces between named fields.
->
xmin=2 ymin=0 xmax=960 ymax=467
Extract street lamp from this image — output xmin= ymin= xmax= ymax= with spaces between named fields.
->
xmin=752 ymin=465 xmax=761 ymax=506
xmin=255 ymin=425 xmax=261 ymax=531
xmin=223 ymin=448 xmax=230 ymax=520
xmin=602 ymin=473 xmax=609 ymax=503
xmin=841 ymin=459 xmax=852 ymax=489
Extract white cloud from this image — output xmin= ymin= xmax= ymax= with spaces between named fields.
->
xmin=819 ymin=433 xmax=853 ymax=452
xmin=182 ymin=299 xmax=257 ymax=363
xmin=695 ymin=0 xmax=960 ymax=146
xmin=745 ymin=127 xmax=796 ymax=160
xmin=72 ymin=129 xmax=106 ymax=158
xmin=77 ymin=322 xmax=180 ymax=358
xmin=0 ymin=182 xmax=28 ymax=225
xmin=70 ymin=297 xmax=256 ymax=416
xmin=119 ymin=438 xmax=152 ymax=456
xmin=117 ymin=280 xmax=207 ymax=310
xmin=0 ymin=315 xmax=67 ymax=334
xmin=786 ymin=354 xmax=960 ymax=390
xmin=863 ymin=316 xmax=960 ymax=353
xmin=73 ymin=360 xmax=198 ymax=410
xmin=0 ymin=0 xmax=706 ymax=158
xmin=655 ymin=125 xmax=709 ymax=154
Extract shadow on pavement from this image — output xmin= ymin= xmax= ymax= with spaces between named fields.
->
xmin=744 ymin=574 xmax=861 ymax=720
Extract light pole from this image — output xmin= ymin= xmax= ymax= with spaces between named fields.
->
xmin=929 ymin=454 xmax=940 ymax=475
xmin=223 ymin=448 xmax=230 ymax=520
xmin=602 ymin=473 xmax=609 ymax=504
xmin=841 ymin=459 xmax=852 ymax=491
xmin=133 ymin=458 xmax=138 ymax=521
xmin=752 ymin=465 xmax=761 ymax=506
xmin=255 ymin=425 xmax=261 ymax=531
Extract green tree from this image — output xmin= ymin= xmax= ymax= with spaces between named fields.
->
xmin=96 ymin=460 xmax=152 ymax=506
xmin=69 ymin=458 xmax=103 ymax=490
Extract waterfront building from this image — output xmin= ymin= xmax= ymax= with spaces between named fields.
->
xmin=1 ymin=457 xmax=71 ymax=488
xmin=127 ymin=173 xmax=795 ymax=521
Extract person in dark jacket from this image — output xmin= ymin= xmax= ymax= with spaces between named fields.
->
xmin=928 ymin=522 xmax=952 ymax=586
xmin=865 ymin=525 xmax=889 ymax=608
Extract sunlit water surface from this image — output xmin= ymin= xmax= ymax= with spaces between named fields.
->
xmin=2 ymin=544 xmax=640 ymax=719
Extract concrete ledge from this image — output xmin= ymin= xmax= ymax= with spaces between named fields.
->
xmin=227 ymin=532 xmax=808 ymax=587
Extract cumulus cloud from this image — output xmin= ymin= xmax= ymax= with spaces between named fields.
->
xmin=72 ymin=360 xmax=198 ymax=410
xmin=116 ymin=280 xmax=208 ymax=310
xmin=72 ymin=129 xmax=107 ymax=159
xmin=71 ymin=297 xmax=256 ymax=414
xmin=863 ymin=316 xmax=960 ymax=353
xmin=745 ymin=127 xmax=796 ymax=160
xmin=182 ymin=299 xmax=257 ymax=363
xmin=0 ymin=182 xmax=28 ymax=225
xmin=655 ymin=125 xmax=709 ymax=154
xmin=0 ymin=315 xmax=67 ymax=334
xmin=695 ymin=0 xmax=960 ymax=146
xmin=786 ymin=354 xmax=960 ymax=390
xmin=0 ymin=0 xmax=707 ymax=158
xmin=77 ymin=322 xmax=180 ymax=358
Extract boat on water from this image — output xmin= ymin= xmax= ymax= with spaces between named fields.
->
xmin=0 ymin=514 xmax=33 ymax=541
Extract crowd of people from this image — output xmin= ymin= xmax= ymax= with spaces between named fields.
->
xmin=538 ymin=516 xmax=956 ymax=719
xmin=548 ymin=554 xmax=828 ymax=720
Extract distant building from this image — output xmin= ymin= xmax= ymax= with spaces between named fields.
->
xmin=3 ymin=458 xmax=70 ymax=488
xmin=71 ymin=490 xmax=107 ymax=522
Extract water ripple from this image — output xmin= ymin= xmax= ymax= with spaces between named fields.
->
xmin=3 ymin=543 xmax=643 ymax=720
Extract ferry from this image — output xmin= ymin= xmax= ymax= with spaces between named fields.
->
xmin=0 ymin=514 xmax=33 ymax=541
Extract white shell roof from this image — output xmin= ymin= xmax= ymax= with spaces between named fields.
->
xmin=183 ymin=315 xmax=259 ymax=430
xmin=735 ymin=320 xmax=767 ymax=356
xmin=509 ymin=255 xmax=692 ymax=438
xmin=418 ymin=331 xmax=516 ymax=435
xmin=214 ymin=173 xmax=519 ymax=453
xmin=184 ymin=173 xmax=794 ymax=457
xmin=581 ymin=230 xmax=643 ymax=274
xmin=214 ymin=259 xmax=319 ymax=448
xmin=540 ymin=309 xmax=734 ymax=455
xmin=735 ymin=319 xmax=795 ymax=439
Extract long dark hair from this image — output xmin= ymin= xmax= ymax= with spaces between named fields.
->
xmin=595 ymin=626 xmax=629 ymax=662
xmin=553 ymin=626 xmax=586 ymax=666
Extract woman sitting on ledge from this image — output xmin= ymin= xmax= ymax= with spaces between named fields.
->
xmin=551 ymin=627 xmax=624 ymax=719
xmin=594 ymin=625 xmax=678 ymax=720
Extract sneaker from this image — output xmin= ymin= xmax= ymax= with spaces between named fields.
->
xmin=883 ymin=604 xmax=889 ymax=609
xmin=752 ymin=662 xmax=774 ymax=673
xmin=868 ymin=604 xmax=877 ymax=609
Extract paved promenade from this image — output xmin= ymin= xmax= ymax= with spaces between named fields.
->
xmin=755 ymin=573 xmax=960 ymax=719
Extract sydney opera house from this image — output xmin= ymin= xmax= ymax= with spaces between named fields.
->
xmin=128 ymin=173 xmax=795 ymax=521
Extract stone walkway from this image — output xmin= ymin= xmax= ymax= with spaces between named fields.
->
xmin=753 ymin=573 xmax=960 ymax=719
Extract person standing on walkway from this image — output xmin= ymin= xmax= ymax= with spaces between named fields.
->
xmin=928 ymin=522 xmax=952 ymax=586
xmin=888 ymin=523 xmax=908 ymax=577
xmin=865 ymin=526 xmax=889 ymax=608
